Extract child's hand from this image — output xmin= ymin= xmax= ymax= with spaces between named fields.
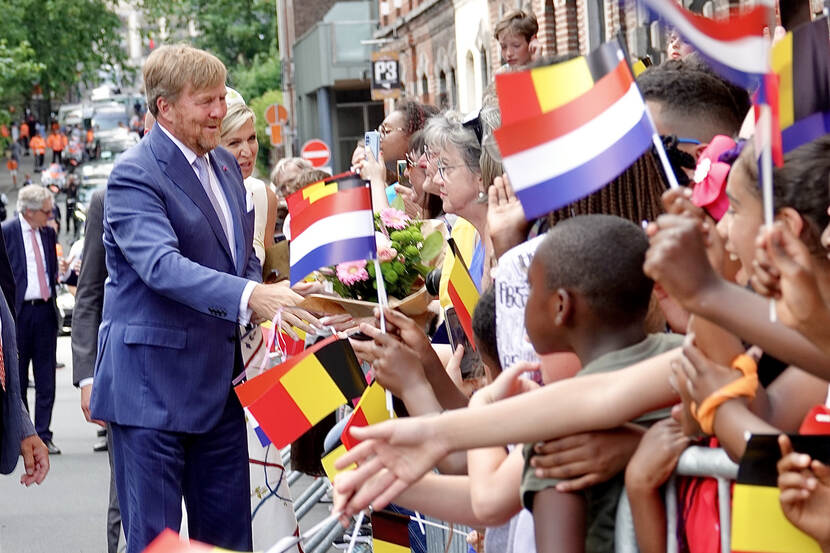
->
xmin=469 ymin=361 xmax=540 ymax=406
xmin=777 ymin=434 xmax=830 ymax=549
xmin=660 ymin=187 xmax=705 ymax=221
xmin=625 ymin=418 xmax=690 ymax=492
xmin=644 ymin=214 xmax=721 ymax=310
xmin=530 ymin=426 xmax=644 ymax=491
xmin=676 ymin=333 xmax=742 ymax=407
xmin=754 ymin=223 xmax=830 ymax=335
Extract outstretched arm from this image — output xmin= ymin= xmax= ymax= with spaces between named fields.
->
xmin=333 ymin=348 xmax=680 ymax=515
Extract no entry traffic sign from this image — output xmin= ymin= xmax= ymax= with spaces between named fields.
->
xmin=300 ymin=139 xmax=330 ymax=168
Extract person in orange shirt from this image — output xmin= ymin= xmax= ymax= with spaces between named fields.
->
xmin=85 ymin=127 xmax=95 ymax=160
xmin=19 ymin=121 xmax=30 ymax=155
xmin=29 ymin=131 xmax=46 ymax=172
xmin=6 ymin=158 xmax=18 ymax=187
xmin=46 ymin=129 xmax=66 ymax=165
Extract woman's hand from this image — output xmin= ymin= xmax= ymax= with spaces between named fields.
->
xmin=487 ymin=174 xmax=529 ymax=258
xmin=356 ymin=147 xmax=388 ymax=186
xmin=352 ymin=322 xmax=427 ymax=398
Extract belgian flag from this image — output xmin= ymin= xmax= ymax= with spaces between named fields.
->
xmin=372 ymin=509 xmax=412 ymax=553
xmin=731 ymin=434 xmax=830 ymax=553
xmin=235 ymin=335 xmax=366 ymax=448
xmin=446 ymin=238 xmax=480 ymax=347
xmin=769 ymin=17 xmax=830 ymax=155
xmin=285 ymin=171 xmax=367 ymax=216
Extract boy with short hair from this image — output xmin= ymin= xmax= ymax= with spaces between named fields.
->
xmin=520 ymin=214 xmax=681 ymax=553
xmin=494 ymin=9 xmax=538 ymax=69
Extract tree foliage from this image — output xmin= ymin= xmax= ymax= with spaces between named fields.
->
xmin=0 ymin=41 xmax=45 ymax=101
xmin=0 ymin=0 xmax=127 ymax=106
xmin=249 ymin=89 xmax=282 ymax=175
xmin=140 ymin=0 xmax=278 ymax=67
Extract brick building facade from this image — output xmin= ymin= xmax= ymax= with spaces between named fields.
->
xmin=374 ymin=0 xmax=457 ymax=112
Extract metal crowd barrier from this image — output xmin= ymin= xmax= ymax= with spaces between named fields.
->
xmin=615 ymin=446 xmax=739 ymax=553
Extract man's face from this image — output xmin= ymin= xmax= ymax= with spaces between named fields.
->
xmin=27 ymin=198 xmax=53 ymax=229
xmin=646 ymin=99 xmax=704 ymax=179
xmin=163 ymin=82 xmax=227 ymax=156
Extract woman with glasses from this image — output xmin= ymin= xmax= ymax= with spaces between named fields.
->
xmin=355 ymin=100 xmax=438 ymax=212
xmin=422 ymin=111 xmax=495 ymax=296
xmin=219 ymin=99 xmax=277 ymax=272
xmin=395 ymin=130 xmax=444 ymax=220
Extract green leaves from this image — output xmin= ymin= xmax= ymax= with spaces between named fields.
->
xmin=0 ymin=0 xmax=126 ymax=106
xmin=419 ymin=231 xmax=444 ymax=263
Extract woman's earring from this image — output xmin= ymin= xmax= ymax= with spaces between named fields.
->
xmin=476 ymin=189 xmax=488 ymax=203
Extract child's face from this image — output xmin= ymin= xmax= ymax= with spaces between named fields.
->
xmin=723 ymin=161 xmax=763 ymax=284
xmin=499 ymin=32 xmax=532 ymax=67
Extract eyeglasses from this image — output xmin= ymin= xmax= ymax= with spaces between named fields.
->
xmin=405 ymin=151 xmax=420 ymax=167
xmin=436 ymin=160 xmax=467 ymax=181
xmin=423 ymin=145 xmax=438 ymax=166
xmin=378 ymin=124 xmax=405 ymax=139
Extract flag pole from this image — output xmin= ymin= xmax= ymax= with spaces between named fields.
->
xmin=759 ymin=101 xmax=777 ymax=322
xmin=644 ymin=109 xmax=681 ymax=190
xmin=372 ymin=258 xmax=396 ymax=416
xmin=363 ymin=171 xmax=396 ymax=418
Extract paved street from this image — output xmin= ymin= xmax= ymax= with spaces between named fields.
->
xmin=0 ymin=164 xmax=339 ymax=553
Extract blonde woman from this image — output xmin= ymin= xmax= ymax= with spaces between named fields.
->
xmin=220 ymin=99 xmax=278 ymax=270
xmin=220 ymin=95 xmax=301 ymax=552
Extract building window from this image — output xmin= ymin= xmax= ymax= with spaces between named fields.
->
xmin=465 ymin=52 xmax=476 ymax=109
xmin=449 ymin=67 xmax=457 ymax=110
xmin=421 ymin=73 xmax=429 ymax=103
xmin=438 ymin=70 xmax=448 ymax=108
xmin=543 ymin=0 xmax=556 ymax=55
xmin=479 ymin=47 xmax=488 ymax=93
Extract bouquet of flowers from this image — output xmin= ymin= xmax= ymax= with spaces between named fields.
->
xmin=322 ymin=208 xmax=444 ymax=305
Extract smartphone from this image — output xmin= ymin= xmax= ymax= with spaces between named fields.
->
xmin=396 ymin=160 xmax=409 ymax=187
xmin=445 ymin=307 xmax=483 ymax=379
xmin=364 ymin=130 xmax=380 ymax=161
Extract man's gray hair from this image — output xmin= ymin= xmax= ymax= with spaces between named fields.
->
xmin=17 ymin=184 xmax=52 ymax=213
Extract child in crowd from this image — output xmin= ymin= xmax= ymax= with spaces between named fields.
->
xmin=517 ymin=214 xmax=680 ymax=553
xmin=494 ymin=9 xmax=538 ymax=69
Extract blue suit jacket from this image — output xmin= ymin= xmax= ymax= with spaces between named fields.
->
xmin=0 ymin=290 xmax=35 ymax=474
xmin=90 ymin=124 xmax=261 ymax=433
xmin=0 ymin=218 xmax=58 ymax=318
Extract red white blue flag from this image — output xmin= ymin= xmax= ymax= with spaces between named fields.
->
xmin=287 ymin=173 xmax=376 ymax=285
xmin=640 ymin=0 xmax=771 ymax=89
xmin=494 ymin=41 xmax=654 ymax=220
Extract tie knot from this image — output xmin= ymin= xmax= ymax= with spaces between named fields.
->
xmin=193 ymin=156 xmax=209 ymax=182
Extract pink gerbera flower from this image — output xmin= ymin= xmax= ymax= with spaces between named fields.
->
xmin=380 ymin=207 xmax=410 ymax=230
xmin=336 ymin=260 xmax=369 ymax=285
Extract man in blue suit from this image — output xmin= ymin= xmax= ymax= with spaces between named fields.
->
xmin=0 ymin=286 xmax=50 ymax=484
xmin=1 ymin=184 xmax=60 ymax=455
xmin=90 ymin=45 xmax=315 ymax=553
